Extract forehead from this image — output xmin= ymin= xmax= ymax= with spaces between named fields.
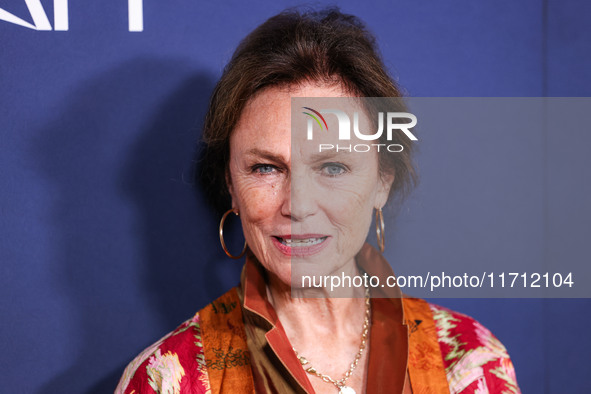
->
xmin=232 ymin=83 xmax=350 ymax=137
xmin=230 ymin=83 xmax=372 ymax=155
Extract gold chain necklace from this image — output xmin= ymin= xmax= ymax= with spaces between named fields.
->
xmin=292 ymin=287 xmax=371 ymax=394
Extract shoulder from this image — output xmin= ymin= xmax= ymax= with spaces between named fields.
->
xmin=115 ymin=287 xmax=242 ymax=394
xmin=428 ymin=303 xmax=521 ymax=394
xmin=115 ymin=312 xmax=210 ymax=394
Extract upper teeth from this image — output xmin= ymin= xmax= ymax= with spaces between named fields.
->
xmin=281 ymin=237 xmax=325 ymax=246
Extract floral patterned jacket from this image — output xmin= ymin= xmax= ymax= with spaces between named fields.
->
xmin=116 ymin=289 xmax=520 ymax=394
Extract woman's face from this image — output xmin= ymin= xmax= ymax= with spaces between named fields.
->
xmin=228 ymin=82 xmax=393 ymax=289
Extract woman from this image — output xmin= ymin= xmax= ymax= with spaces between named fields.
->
xmin=116 ymin=8 xmax=520 ymax=394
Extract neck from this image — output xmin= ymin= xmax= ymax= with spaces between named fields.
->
xmin=265 ymin=259 xmax=368 ymax=343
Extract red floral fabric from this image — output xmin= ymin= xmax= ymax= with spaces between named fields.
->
xmin=116 ymin=296 xmax=520 ymax=394
xmin=431 ymin=304 xmax=520 ymax=394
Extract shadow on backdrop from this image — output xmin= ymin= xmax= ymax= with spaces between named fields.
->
xmin=34 ymin=58 xmax=243 ymax=393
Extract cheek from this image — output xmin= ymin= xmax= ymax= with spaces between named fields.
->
xmin=233 ymin=178 xmax=284 ymax=224
xmin=321 ymin=175 xmax=379 ymax=239
xmin=328 ymin=176 xmax=379 ymax=211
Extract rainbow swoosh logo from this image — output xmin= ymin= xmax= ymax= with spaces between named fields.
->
xmin=302 ymin=107 xmax=328 ymax=131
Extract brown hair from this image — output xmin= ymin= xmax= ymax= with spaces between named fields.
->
xmin=199 ymin=7 xmax=417 ymax=213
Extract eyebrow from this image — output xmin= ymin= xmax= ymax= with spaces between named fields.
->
xmin=246 ymin=148 xmax=289 ymax=164
xmin=245 ymin=148 xmax=351 ymax=167
xmin=307 ymin=150 xmax=350 ymax=163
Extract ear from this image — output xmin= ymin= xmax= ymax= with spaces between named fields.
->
xmin=374 ymin=171 xmax=395 ymax=209
xmin=225 ymin=167 xmax=236 ymax=209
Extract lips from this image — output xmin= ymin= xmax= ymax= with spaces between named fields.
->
xmin=271 ymin=234 xmax=330 ymax=257
xmin=276 ymin=236 xmax=327 ymax=246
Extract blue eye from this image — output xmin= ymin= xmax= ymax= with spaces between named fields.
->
xmin=252 ymin=164 xmax=277 ymax=175
xmin=322 ymin=163 xmax=347 ymax=177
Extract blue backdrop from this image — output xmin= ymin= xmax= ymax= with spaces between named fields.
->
xmin=1 ymin=1 xmax=590 ymax=393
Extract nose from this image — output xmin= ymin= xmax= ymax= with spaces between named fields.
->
xmin=280 ymin=171 xmax=317 ymax=222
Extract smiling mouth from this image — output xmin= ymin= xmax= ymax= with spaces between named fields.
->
xmin=274 ymin=236 xmax=328 ymax=247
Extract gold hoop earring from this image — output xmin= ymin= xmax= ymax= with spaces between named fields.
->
xmin=375 ymin=208 xmax=385 ymax=253
xmin=219 ymin=209 xmax=247 ymax=259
